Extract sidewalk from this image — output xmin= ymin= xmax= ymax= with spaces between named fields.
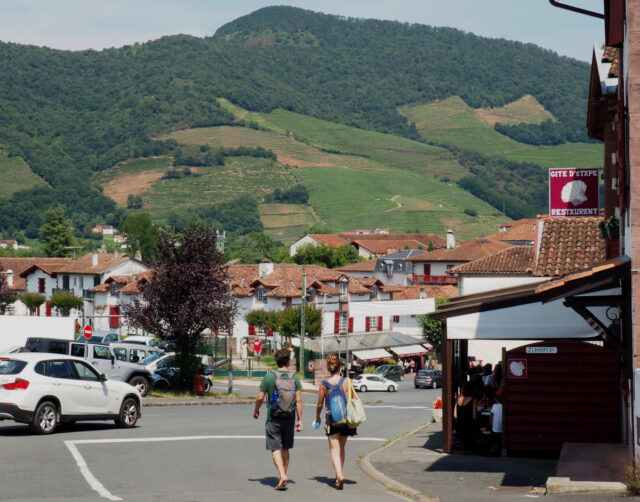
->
xmin=364 ymin=422 xmax=631 ymax=501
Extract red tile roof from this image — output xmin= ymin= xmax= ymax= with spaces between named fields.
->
xmin=59 ymin=252 xmax=131 ymax=275
xmin=307 ymin=234 xmax=351 ymax=248
xmin=534 ymin=217 xmax=606 ymax=277
xmin=451 ymin=246 xmax=534 ymax=274
xmin=383 ymin=285 xmax=459 ymax=301
xmin=486 ymin=218 xmax=536 ymax=243
xmin=1 ymin=257 xmax=73 ymax=291
xmin=335 ymin=259 xmax=377 ymax=272
xmin=406 ymin=238 xmax=512 ymax=263
xmin=353 ymin=239 xmax=433 ymax=255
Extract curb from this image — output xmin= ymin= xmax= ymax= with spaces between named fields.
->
xmin=359 ymin=422 xmax=440 ymax=502
xmin=143 ymin=399 xmax=253 ymax=407
xmin=546 ymin=477 xmax=629 ymax=495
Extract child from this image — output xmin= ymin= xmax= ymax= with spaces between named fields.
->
xmin=489 ymin=392 xmax=503 ymax=456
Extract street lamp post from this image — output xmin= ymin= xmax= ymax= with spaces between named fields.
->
xmin=300 ymin=265 xmax=306 ymax=376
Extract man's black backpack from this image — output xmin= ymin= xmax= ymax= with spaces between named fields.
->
xmin=271 ymin=371 xmax=297 ymax=419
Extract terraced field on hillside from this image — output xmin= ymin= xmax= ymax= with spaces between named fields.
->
xmin=0 ymin=153 xmax=50 ymax=199
xmin=398 ymin=96 xmax=602 ymax=168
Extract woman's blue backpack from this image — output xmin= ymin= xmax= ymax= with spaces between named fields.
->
xmin=323 ymin=377 xmax=347 ymax=426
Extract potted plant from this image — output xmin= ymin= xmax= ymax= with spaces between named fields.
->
xmin=606 ymin=216 xmax=620 ymax=239
xmin=432 ymin=397 xmax=443 ymax=422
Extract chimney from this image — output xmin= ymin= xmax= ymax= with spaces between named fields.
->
xmin=259 ymin=259 xmax=274 ymax=278
xmin=134 ymin=250 xmax=142 ymax=261
xmin=92 ymin=253 xmax=98 ymax=267
xmin=6 ymin=269 xmax=13 ymax=287
xmin=446 ymin=229 xmax=455 ymax=250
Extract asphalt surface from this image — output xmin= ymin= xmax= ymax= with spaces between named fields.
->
xmin=0 ymin=378 xmax=435 ymax=501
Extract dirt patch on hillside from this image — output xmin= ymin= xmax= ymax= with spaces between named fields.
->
xmin=102 ymin=170 xmax=165 ymax=206
xmin=276 ymin=154 xmax=328 ymax=168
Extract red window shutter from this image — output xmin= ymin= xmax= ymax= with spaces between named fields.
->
xmin=348 ymin=317 xmax=353 ymax=332
xmin=109 ymin=306 xmax=120 ymax=328
xmin=249 ymin=324 xmax=256 ymax=335
xmin=45 ymin=301 xmax=51 ymax=317
xmin=377 ymin=316 xmax=383 ymax=331
xmin=334 ymin=311 xmax=339 ymax=333
xmin=365 ymin=316 xmax=370 ymax=332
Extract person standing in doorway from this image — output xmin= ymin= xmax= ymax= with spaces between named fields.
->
xmin=253 ymin=349 xmax=303 ymax=491
xmin=253 ymin=337 xmax=263 ymax=363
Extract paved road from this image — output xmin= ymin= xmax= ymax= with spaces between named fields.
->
xmin=1 ymin=378 xmax=437 ymax=501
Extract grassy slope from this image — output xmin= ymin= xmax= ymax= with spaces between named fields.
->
xmin=0 ymin=152 xmax=50 ymax=198
xmin=398 ymin=96 xmax=603 ymax=168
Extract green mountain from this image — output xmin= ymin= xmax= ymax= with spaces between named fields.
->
xmin=0 ymin=6 xmax=599 ymax=239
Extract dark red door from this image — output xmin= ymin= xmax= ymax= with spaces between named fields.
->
xmin=505 ymin=340 xmax=620 ymax=454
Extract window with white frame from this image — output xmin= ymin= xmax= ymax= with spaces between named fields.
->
xmin=339 ymin=312 xmax=348 ymax=332
xmin=256 ymin=287 xmax=265 ymax=302
xmin=368 ymin=316 xmax=377 ymax=331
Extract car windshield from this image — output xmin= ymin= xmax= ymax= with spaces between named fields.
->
xmin=0 ymin=358 xmax=27 ymax=375
xmin=417 ymin=370 xmax=429 ymax=376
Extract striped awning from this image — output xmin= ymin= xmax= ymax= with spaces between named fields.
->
xmin=390 ymin=344 xmax=430 ymax=357
xmin=352 ymin=348 xmax=392 ymax=363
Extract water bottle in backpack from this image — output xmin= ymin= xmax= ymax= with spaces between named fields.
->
xmin=271 ymin=371 xmax=296 ymax=419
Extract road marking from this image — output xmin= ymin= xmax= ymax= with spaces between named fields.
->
xmin=65 ymin=434 xmax=387 ymax=500
xmin=363 ymin=405 xmax=431 ymax=410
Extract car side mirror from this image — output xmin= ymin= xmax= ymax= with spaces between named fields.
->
xmin=100 ymin=374 xmax=107 ymax=382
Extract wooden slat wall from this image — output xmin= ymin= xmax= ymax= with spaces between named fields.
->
xmin=505 ymin=341 xmax=620 ymax=453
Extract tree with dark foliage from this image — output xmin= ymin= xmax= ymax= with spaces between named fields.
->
xmin=123 ymin=225 xmax=236 ymax=391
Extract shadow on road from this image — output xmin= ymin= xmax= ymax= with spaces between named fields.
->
xmin=0 ymin=421 xmax=121 ymax=436
xmin=248 ymin=476 xmax=296 ymax=488
xmin=310 ymin=476 xmax=357 ymax=487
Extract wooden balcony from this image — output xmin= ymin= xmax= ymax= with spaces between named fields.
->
xmin=409 ymin=274 xmax=457 ymax=286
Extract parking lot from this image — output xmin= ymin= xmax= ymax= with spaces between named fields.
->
xmin=1 ymin=379 xmax=438 ymax=501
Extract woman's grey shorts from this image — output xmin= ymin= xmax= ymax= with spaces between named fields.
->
xmin=265 ymin=418 xmax=295 ymax=451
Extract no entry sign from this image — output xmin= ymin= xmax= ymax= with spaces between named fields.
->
xmin=549 ymin=168 xmax=599 ymax=217
xmin=83 ymin=325 xmax=93 ymax=339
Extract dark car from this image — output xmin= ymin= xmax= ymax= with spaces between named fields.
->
xmin=414 ymin=369 xmax=442 ymax=389
xmin=376 ymin=364 xmax=404 ymax=381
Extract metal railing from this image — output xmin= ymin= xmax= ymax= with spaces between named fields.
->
xmin=410 ymin=274 xmax=457 ymax=286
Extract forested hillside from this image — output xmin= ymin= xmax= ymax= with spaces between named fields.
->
xmin=0 ymin=6 xmax=596 ymax=238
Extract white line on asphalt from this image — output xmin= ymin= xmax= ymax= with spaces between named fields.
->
xmin=65 ymin=434 xmax=387 ymax=500
xmin=65 ymin=441 xmax=122 ymax=501
xmin=363 ymin=405 xmax=431 ymax=410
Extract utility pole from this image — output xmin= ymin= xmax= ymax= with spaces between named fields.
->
xmin=300 ymin=265 xmax=306 ymax=376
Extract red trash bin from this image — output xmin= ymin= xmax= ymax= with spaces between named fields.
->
xmin=192 ymin=374 xmax=205 ymax=395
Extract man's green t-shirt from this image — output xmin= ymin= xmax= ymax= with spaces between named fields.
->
xmin=260 ymin=370 xmax=302 ymax=421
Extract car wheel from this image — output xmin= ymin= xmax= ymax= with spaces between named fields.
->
xmin=115 ymin=397 xmax=139 ymax=428
xmin=387 ymin=385 xmax=395 ymax=392
xmin=30 ymin=401 xmax=58 ymax=434
xmin=360 ymin=385 xmax=367 ymax=392
xmin=129 ymin=376 xmax=150 ymax=397
xmin=432 ymin=381 xmax=438 ymax=389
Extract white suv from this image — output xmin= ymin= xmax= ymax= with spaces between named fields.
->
xmin=0 ymin=353 xmax=141 ymax=434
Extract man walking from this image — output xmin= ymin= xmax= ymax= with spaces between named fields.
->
xmin=253 ymin=349 xmax=303 ymax=491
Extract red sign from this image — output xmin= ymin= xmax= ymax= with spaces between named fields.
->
xmin=83 ymin=325 xmax=93 ymax=340
xmin=549 ymin=168 xmax=599 ymax=217
xmin=507 ymin=359 xmax=527 ymax=379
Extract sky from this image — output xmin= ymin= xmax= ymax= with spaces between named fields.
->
xmin=0 ymin=0 xmax=605 ymax=62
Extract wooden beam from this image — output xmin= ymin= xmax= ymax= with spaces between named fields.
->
xmin=442 ymin=324 xmax=453 ymax=454
xmin=564 ymin=298 xmax=626 ymax=357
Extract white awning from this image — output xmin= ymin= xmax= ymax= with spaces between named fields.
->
xmin=447 ymin=296 xmax=610 ymax=340
xmin=348 ymin=299 xmax=435 ymax=316
xmin=352 ymin=349 xmax=392 ymax=362
xmin=390 ymin=344 xmax=430 ymax=357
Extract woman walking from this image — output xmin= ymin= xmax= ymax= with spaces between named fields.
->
xmin=315 ymin=355 xmax=357 ymax=490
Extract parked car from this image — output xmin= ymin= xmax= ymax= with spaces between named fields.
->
xmin=414 ymin=369 xmax=442 ymax=389
xmin=78 ymin=333 xmax=119 ymax=344
xmin=24 ymin=337 xmax=153 ymax=397
xmin=120 ymin=336 xmax=160 ymax=348
xmin=151 ymin=362 xmax=214 ymax=393
xmin=352 ymin=374 xmax=398 ymax=392
xmin=0 ymin=353 xmax=141 ymax=434
xmin=141 ymin=352 xmax=175 ymax=374
xmin=376 ymin=364 xmax=404 ymax=381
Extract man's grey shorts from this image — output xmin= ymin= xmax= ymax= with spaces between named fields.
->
xmin=265 ymin=417 xmax=295 ymax=451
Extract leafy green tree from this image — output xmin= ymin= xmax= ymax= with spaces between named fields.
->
xmin=292 ymin=243 xmax=360 ymax=268
xmin=50 ymin=290 xmax=84 ymax=317
xmin=279 ymin=305 xmax=322 ymax=341
xmin=123 ymin=225 xmax=236 ymax=391
xmin=41 ymin=206 xmax=75 ymax=257
xmin=21 ymin=292 xmax=46 ymax=316
xmin=0 ymin=265 xmax=17 ymax=314
xmin=120 ymin=213 xmax=158 ymax=264
xmin=417 ymin=295 xmax=450 ymax=358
